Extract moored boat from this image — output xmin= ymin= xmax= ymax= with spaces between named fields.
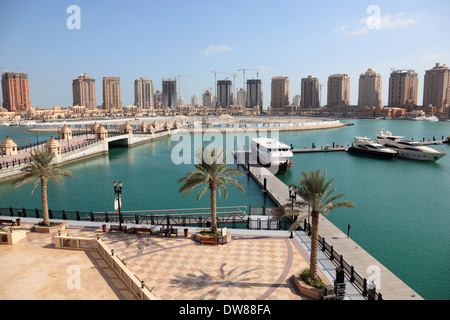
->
xmin=250 ymin=137 xmax=293 ymax=173
xmin=375 ymin=130 xmax=446 ymax=161
xmin=347 ymin=136 xmax=398 ymax=159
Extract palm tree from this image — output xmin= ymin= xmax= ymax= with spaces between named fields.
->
xmin=277 ymin=169 xmax=355 ymax=281
xmin=177 ymin=146 xmax=244 ymax=232
xmin=11 ymin=148 xmax=73 ymax=227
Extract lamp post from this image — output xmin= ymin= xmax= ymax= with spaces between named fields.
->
xmin=113 ymin=180 xmax=123 ymax=230
xmin=288 ymin=185 xmax=297 ymax=238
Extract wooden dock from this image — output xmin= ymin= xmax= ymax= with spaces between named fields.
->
xmin=233 ymin=150 xmax=423 ymax=300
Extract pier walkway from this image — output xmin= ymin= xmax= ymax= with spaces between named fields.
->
xmin=233 ymin=151 xmax=423 ymax=300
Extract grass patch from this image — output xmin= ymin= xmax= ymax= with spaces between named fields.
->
xmin=38 ymin=221 xmax=62 ymax=227
xmin=199 ymin=230 xmax=222 ymax=237
xmin=301 ymin=269 xmax=325 ymax=289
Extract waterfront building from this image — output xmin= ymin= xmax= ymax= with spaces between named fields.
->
xmin=217 ymin=80 xmax=233 ymax=108
xmin=162 ymin=78 xmax=177 ymax=108
xmin=236 ymin=88 xmax=246 ymax=107
xmin=1 ymin=71 xmax=31 ymax=112
xmin=191 ymin=94 xmax=199 ymax=106
xmin=72 ymin=73 xmax=97 ymax=109
xmin=292 ymin=95 xmax=301 ymax=106
xmin=246 ymin=79 xmax=263 ymax=113
xmin=134 ymin=78 xmax=154 ymax=109
xmin=59 ymin=125 xmax=73 ymax=141
xmin=202 ymin=89 xmax=214 ymax=107
xmin=270 ymin=76 xmax=290 ymax=111
xmin=45 ymin=137 xmax=62 ymax=158
xmin=102 ymin=77 xmax=122 ymax=110
xmin=0 ymin=136 xmax=18 ymax=156
xmin=300 ymin=76 xmax=320 ymax=108
xmin=327 ymin=74 xmax=350 ymax=107
xmin=388 ymin=69 xmax=418 ymax=109
xmin=358 ymin=68 xmax=382 ymax=107
xmin=154 ymin=90 xmax=162 ymax=108
xmin=423 ymin=63 xmax=450 ymax=109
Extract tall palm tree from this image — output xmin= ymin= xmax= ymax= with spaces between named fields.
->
xmin=11 ymin=148 xmax=73 ymax=227
xmin=277 ymin=169 xmax=355 ymax=281
xmin=177 ymin=146 xmax=244 ymax=232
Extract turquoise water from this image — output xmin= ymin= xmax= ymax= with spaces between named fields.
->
xmin=276 ymin=119 xmax=450 ymax=300
xmin=0 ymin=119 xmax=449 ymax=300
xmin=0 ymin=127 xmax=275 ymax=213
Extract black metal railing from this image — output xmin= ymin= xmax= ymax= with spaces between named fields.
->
xmin=0 ymin=206 xmax=249 ymax=229
xmin=302 ymin=220 xmax=382 ymax=300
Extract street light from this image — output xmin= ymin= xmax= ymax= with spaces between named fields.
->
xmin=113 ymin=180 xmax=123 ymax=230
xmin=288 ymin=185 xmax=297 ymax=238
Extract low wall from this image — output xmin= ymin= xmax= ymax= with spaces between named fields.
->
xmin=54 ymin=235 xmax=156 ymax=300
xmin=0 ymin=230 xmax=27 ymax=245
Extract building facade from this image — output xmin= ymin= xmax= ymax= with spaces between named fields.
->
xmin=134 ymin=77 xmax=154 ymax=109
xmin=246 ymin=79 xmax=263 ymax=113
xmin=102 ymin=77 xmax=122 ymax=110
xmin=191 ymin=94 xmax=199 ymax=106
xmin=388 ymin=69 xmax=418 ymax=108
xmin=327 ymin=74 xmax=350 ymax=107
xmin=1 ymin=71 xmax=31 ymax=112
xmin=358 ymin=68 xmax=382 ymax=107
xmin=162 ymin=78 xmax=177 ymax=108
xmin=236 ymin=88 xmax=246 ymax=107
xmin=270 ymin=76 xmax=290 ymax=110
xmin=202 ymin=89 xmax=214 ymax=107
xmin=300 ymin=76 xmax=320 ymax=108
xmin=423 ymin=63 xmax=450 ymax=109
xmin=72 ymin=73 xmax=96 ymax=109
xmin=217 ymin=80 xmax=233 ymax=108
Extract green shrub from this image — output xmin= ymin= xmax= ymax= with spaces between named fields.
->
xmin=199 ymin=230 xmax=221 ymax=237
xmin=301 ymin=269 xmax=325 ymax=288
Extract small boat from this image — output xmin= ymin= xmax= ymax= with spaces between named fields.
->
xmin=375 ymin=130 xmax=446 ymax=161
xmin=0 ymin=122 xmax=10 ymax=126
xmin=413 ymin=117 xmax=425 ymax=121
xmin=347 ymin=136 xmax=398 ymax=159
xmin=251 ymin=137 xmax=293 ymax=173
xmin=424 ymin=115 xmax=439 ymax=122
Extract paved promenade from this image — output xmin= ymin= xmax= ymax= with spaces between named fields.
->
xmin=0 ymin=220 xmax=365 ymax=300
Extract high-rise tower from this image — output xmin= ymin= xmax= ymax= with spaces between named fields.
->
xmin=102 ymin=77 xmax=122 ymax=110
xmin=358 ymin=68 xmax=382 ymax=107
xmin=73 ymin=73 xmax=96 ymax=109
xmin=1 ymin=71 xmax=31 ymax=111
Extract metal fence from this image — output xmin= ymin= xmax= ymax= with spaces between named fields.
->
xmin=0 ymin=206 xmax=250 ymax=229
xmin=302 ymin=220 xmax=383 ymax=300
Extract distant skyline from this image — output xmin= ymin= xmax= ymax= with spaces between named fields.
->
xmin=1 ymin=0 xmax=449 ymax=109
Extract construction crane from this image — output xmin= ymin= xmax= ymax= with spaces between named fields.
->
xmin=237 ymin=68 xmax=262 ymax=89
xmin=176 ymin=75 xmax=199 ymax=105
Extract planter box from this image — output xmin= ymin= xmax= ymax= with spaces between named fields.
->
xmin=293 ymin=274 xmax=324 ymax=300
xmin=34 ymin=222 xmax=68 ymax=233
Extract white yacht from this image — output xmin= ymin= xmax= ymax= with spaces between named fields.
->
xmin=250 ymin=137 xmax=293 ymax=173
xmin=375 ymin=130 xmax=446 ymax=161
xmin=347 ymin=136 xmax=398 ymax=159
xmin=424 ymin=115 xmax=439 ymax=122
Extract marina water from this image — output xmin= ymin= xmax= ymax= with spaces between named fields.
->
xmin=0 ymin=119 xmax=449 ymax=300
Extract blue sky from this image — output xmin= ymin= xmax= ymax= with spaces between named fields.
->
xmin=1 ymin=0 xmax=449 ymax=109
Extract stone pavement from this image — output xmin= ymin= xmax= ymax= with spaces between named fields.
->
xmin=0 ymin=220 xmax=365 ymax=300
